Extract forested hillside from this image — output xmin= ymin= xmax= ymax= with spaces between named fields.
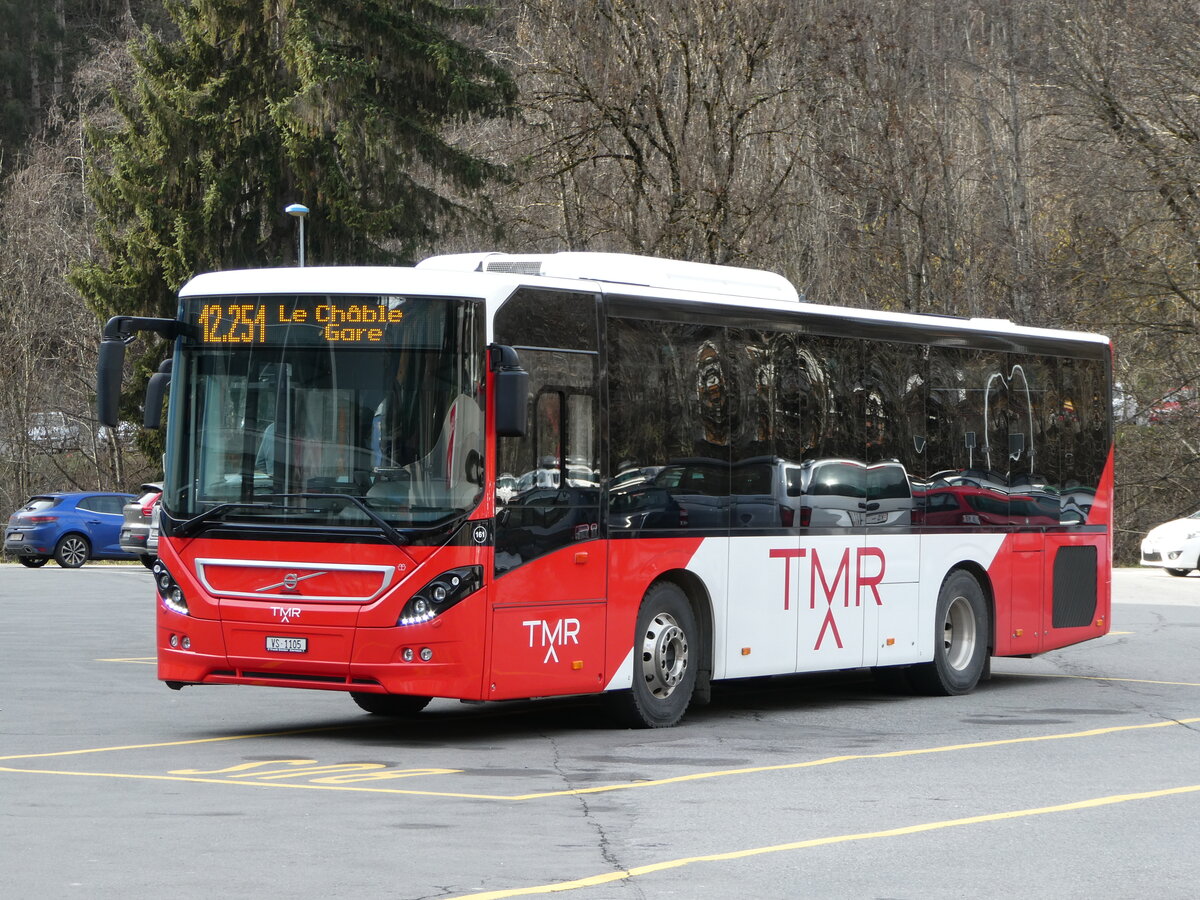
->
xmin=1 ymin=0 xmax=1196 ymax=562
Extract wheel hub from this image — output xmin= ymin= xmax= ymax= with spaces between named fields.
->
xmin=942 ymin=594 xmax=978 ymax=671
xmin=640 ymin=612 xmax=688 ymax=699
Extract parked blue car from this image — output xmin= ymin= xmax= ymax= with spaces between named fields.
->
xmin=4 ymin=492 xmax=136 ymax=568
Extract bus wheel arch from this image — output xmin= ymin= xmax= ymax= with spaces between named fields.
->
xmin=662 ymin=569 xmax=714 ymax=706
xmin=910 ymin=565 xmax=992 ymax=696
xmin=612 ymin=572 xmax=710 ymax=728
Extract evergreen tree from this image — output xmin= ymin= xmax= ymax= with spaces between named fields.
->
xmin=73 ymin=0 xmax=515 ymax=332
xmin=0 ymin=0 xmax=61 ymax=172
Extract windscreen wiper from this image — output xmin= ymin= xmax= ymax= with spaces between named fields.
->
xmin=264 ymin=493 xmax=410 ymax=548
xmin=173 ymin=501 xmax=291 ymax=538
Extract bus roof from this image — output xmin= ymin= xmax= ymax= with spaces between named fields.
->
xmin=178 ymin=253 xmax=1109 ymax=348
xmin=415 ymin=251 xmax=802 ymax=304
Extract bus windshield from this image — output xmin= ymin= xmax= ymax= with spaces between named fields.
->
xmin=164 ymin=293 xmax=485 ymax=532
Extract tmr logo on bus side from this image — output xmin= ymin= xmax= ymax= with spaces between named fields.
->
xmin=523 ymin=618 xmax=581 ymax=663
xmin=769 ymin=547 xmax=886 ymax=650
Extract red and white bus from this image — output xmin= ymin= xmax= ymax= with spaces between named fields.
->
xmin=97 ymin=252 xmax=1113 ymax=727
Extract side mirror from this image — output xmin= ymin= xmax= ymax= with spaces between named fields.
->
xmin=96 ymin=340 xmax=126 ymax=428
xmin=144 ymin=358 xmax=173 ymax=429
xmin=490 ymin=345 xmax=529 ymax=438
xmin=96 ymin=315 xmax=189 ymax=429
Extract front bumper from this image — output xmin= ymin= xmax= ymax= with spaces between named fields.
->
xmin=1140 ymin=538 xmax=1200 ymax=569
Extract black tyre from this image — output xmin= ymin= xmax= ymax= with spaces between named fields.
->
xmin=140 ymin=555 xmax=157 ymax=570
xmin=350 ymin=692 xmax=432 ymax=716
xmin=612 ymin=581 xmax=698 ymax=728
xmin=54 ymin=534 xmax=90 ymax=568
xmin=1165 ymin=568 xmax=1190 ymax=577
xmin=18 ymin=556 xmax=49 ymax=568
xmin=909 ymin=569 xmax=989 ymax=696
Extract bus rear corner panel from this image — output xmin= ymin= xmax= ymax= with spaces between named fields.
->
xmin=1043 ymin=541 xmax=1107 ymax=651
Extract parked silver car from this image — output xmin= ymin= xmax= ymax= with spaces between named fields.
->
xmin=119 ymin=482 xmax=162 ymax=568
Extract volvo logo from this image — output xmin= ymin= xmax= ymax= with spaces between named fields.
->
xmin=255 ymin=571 xmax=325 ymax=593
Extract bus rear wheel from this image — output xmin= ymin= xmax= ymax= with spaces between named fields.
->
xmin=612 ymin=581 xmax=698 ymax=728
xmin=909 ymin=570 xmax=989 ymax=696
xmin=350 ymin=693 xmax=432 ymax=716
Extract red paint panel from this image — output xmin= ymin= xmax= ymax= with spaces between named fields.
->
xmin=489 ymin=601 xmax=607 ymax=699
xmin=224 ymin=623 xmax=352 ymax=677
xmin=157 ymin=616 xmax=226 ymax=684
xmin=350 ymin=592 xmax=488 ymax=699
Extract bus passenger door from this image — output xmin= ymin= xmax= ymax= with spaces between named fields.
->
xmin=487 ymin=329 xmax=607 ymax=700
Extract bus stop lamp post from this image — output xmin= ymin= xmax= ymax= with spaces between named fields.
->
xmin=286 ymin=203 xmax=309 ymax=267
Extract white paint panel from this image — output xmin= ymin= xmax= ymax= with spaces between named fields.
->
xmin=723 ymin=536 xmax=800 ymax=678
xmin=793 ymin=536 xmax=868 ymax=672
xmin=867 ymin=582 xmax=921 ymax=666
xmin=604 ymin=648 xmax=634 ymax=691
xmin=869 ymin=534 xmax=921 ymax=585
xmin=608 ymin=530 xmax=1012 ymax=690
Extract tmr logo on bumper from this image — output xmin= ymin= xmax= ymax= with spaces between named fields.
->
xmin=769 ymin=547 xmax=886 ymax=650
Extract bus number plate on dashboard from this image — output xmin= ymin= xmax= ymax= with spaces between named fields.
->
xmin=266 ymin=637 xmax=307 ymax=653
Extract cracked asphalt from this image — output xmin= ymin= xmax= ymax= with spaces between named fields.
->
xmin=1 ymin=565 xmax=1197 ymax=899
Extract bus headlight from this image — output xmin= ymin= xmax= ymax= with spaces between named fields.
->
xmin=398 ymin=566 xmax=482 ymax=626
xmin=153 ymin=559 xmax=189 ymax=615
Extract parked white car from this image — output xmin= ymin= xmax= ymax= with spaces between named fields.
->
xmin=1140 ymin=510 xmax=1200 ymax=576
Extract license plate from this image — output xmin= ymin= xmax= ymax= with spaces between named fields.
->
xmin=266 ymin=636 xmax=307 ymax=653
xmin=866 ymin=512 xmax=886 ymax=525
xmin=6 ymin=533 xmax=21 ymax=543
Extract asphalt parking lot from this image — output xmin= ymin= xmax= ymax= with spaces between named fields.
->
xmin=1 ymin=564 xmax=1197 ymax=899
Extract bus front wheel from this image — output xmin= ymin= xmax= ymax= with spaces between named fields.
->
xmin=612 ymin=581 xmax=698 ymax=728
xmin=910 ymin=570 xmax=989 ymax=696
xmin=350 ymin=693 xmax=432 ymax=716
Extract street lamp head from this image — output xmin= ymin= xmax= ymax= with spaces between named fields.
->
xmin=285 ymin=203 xmax=310 ymax=267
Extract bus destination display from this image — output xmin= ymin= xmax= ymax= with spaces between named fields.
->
xmin=193 ymin=298 xmax=405 ymax=344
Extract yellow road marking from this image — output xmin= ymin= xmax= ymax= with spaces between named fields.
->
xmin=445 ymin=783 xmax=1200 ymax=899
xmin=0 ymin=725 xmax=361 ymax=762
xmin=96 ymin=657 xmax=156 ymax=664
xmin=3 ymin=718 xmax=1197 ymax=800
xmin=1006 ymin=672 xmax=1200 ymax=687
